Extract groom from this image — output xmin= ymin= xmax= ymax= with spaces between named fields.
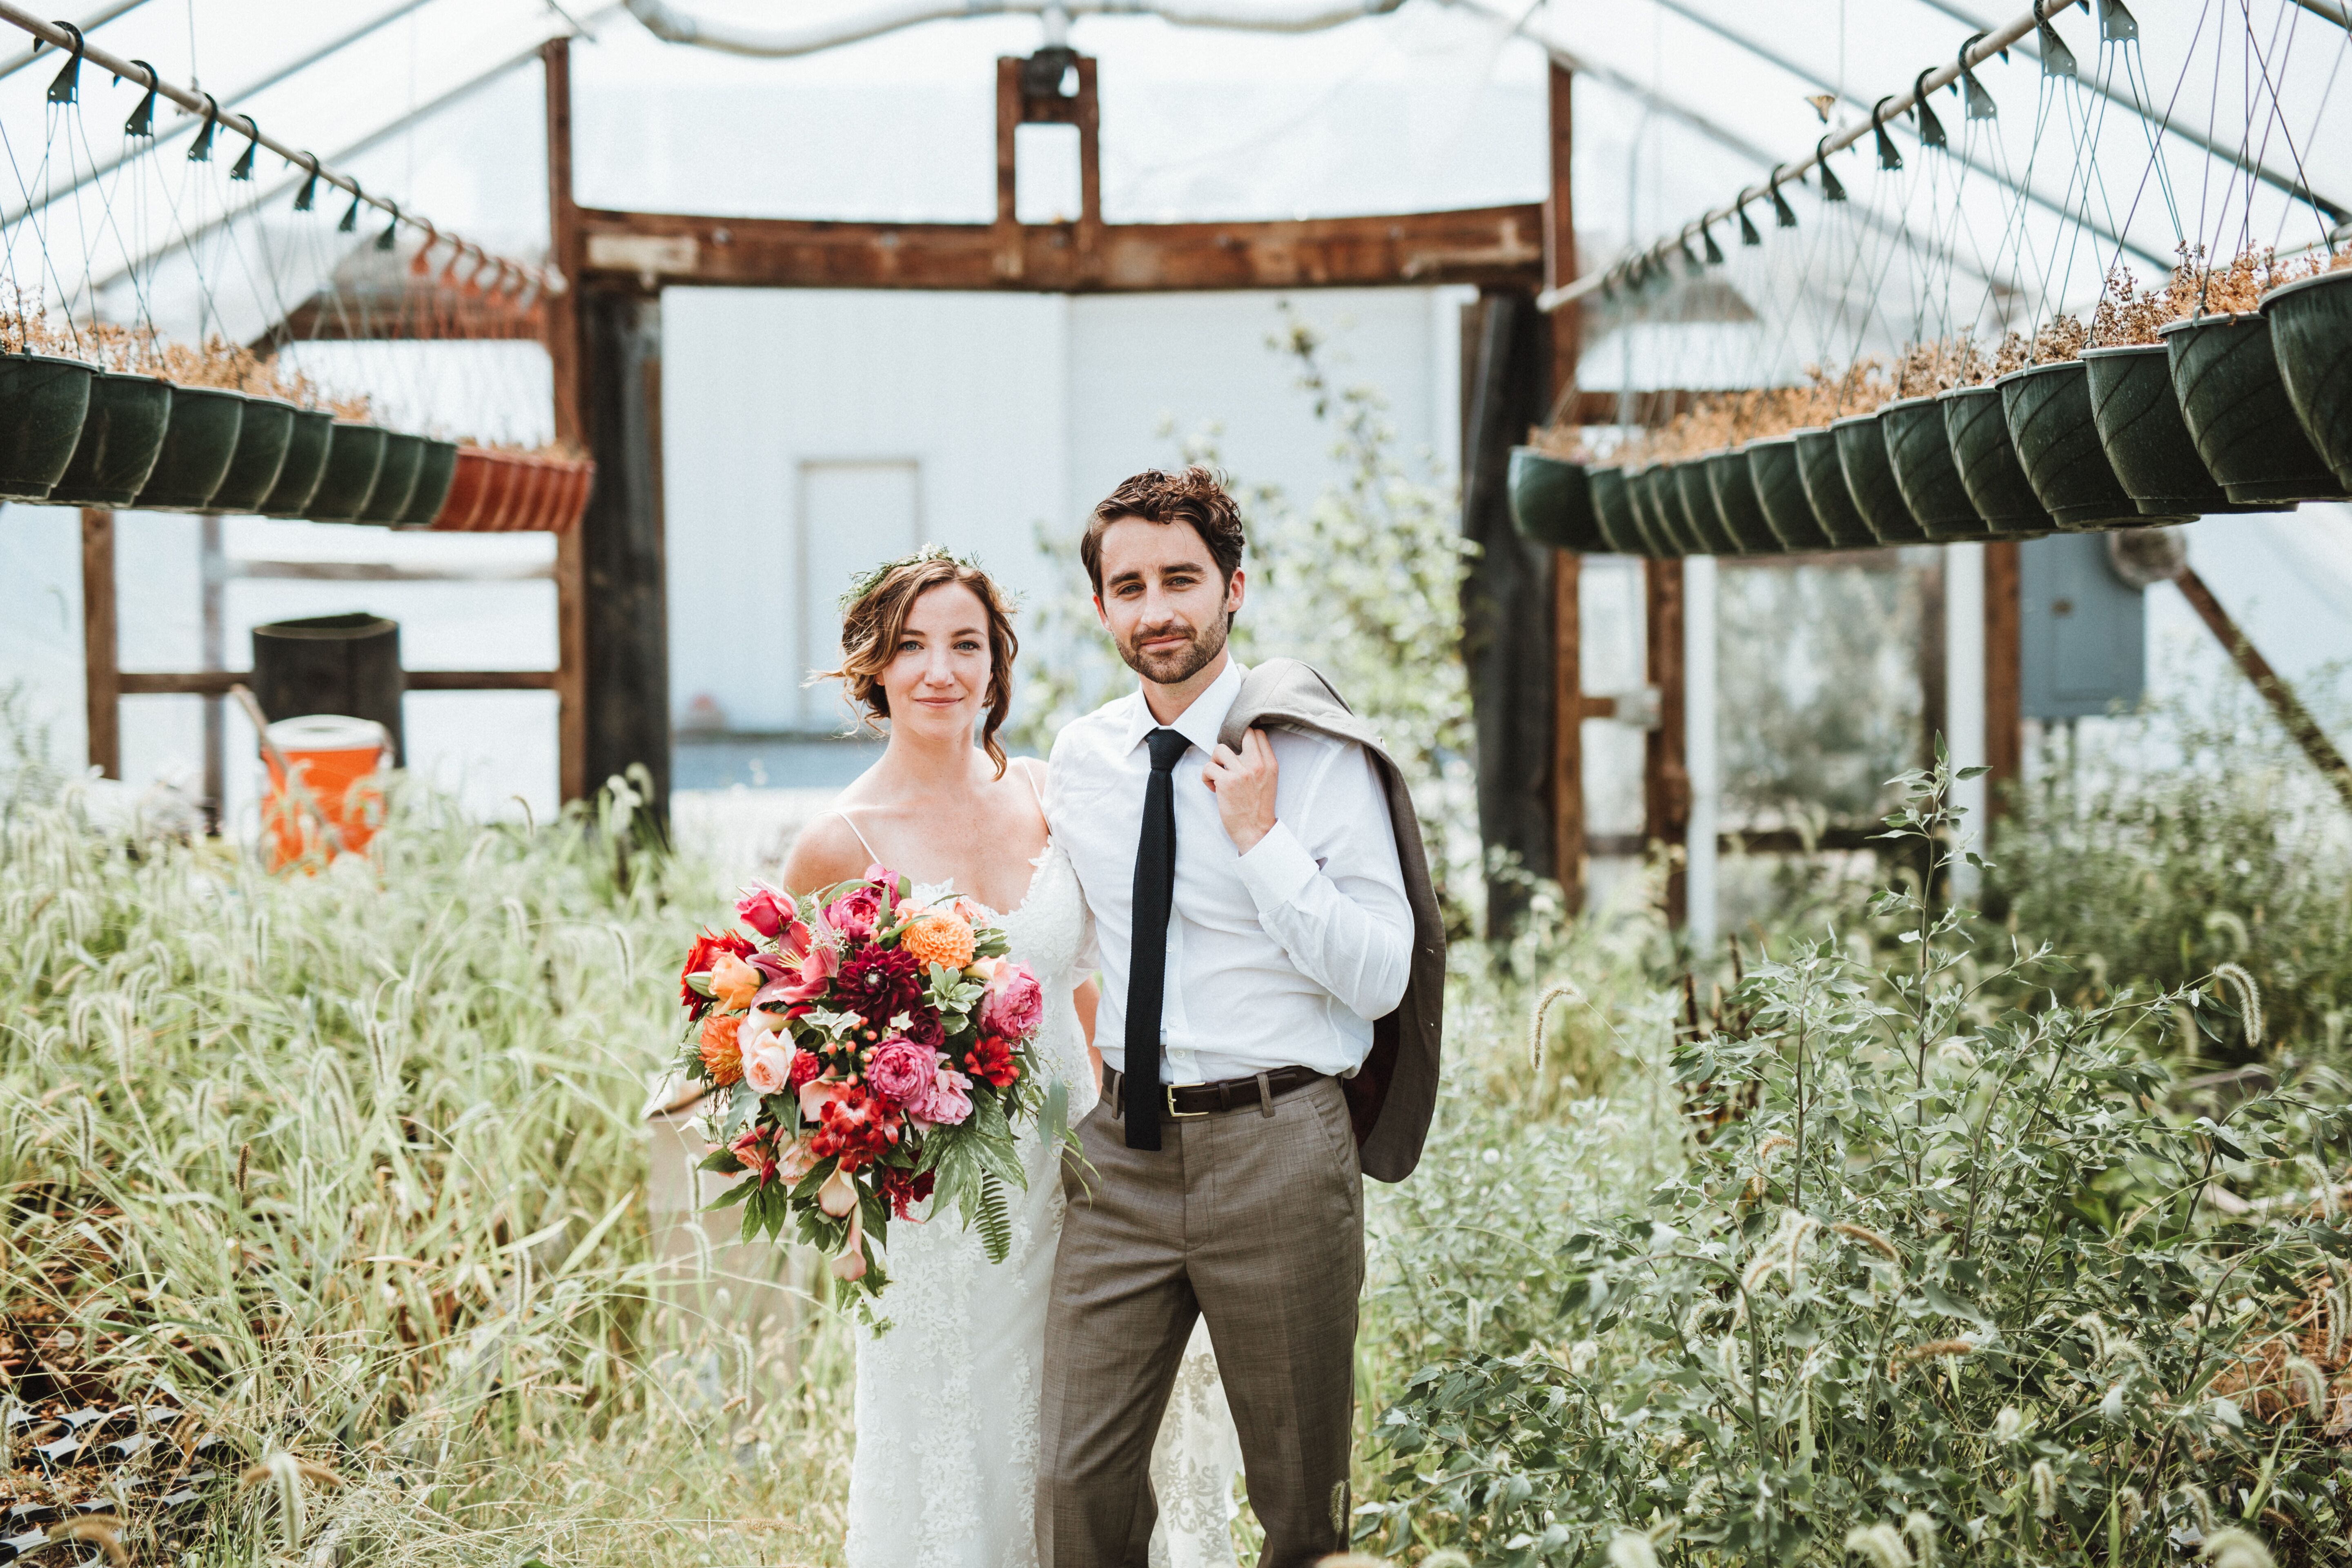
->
xmin=1039 ymin=466 xmax=1445 ymax=1568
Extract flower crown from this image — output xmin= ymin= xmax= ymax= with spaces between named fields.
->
xmin=836 ymin=544 xmax=990 ymax=613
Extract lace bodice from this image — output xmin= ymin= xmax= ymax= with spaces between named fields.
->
xmin=987 ymin=842 xmax=1100 ymax=1117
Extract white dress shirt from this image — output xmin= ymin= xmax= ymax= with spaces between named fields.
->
xmin=1046 ymin=657 xmax=1414 ymax=1084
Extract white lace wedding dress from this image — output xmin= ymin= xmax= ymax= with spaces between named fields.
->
xmin=842 ymin=838 xmax=1243 ymax=1568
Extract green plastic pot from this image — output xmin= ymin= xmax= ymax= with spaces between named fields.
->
xmin=1589 ymin=466 xmax=1648 ymax=555
xmin=2164 ymin=311 xmax=2348 ymax=505
xmin=1793 ymin=427 xmax=1877 ymax=548
xmin=1881 ymin=394 xmax=1991 ymax=541
xmin=1939 ymin=385 xmax=2055 ymax=535
xmin=1632 ymin=466 xmax=1691 ymax=555
xmin=1672 ymin=460 xmax=1728 ymax=554
xmin=306 ymin=423 xmax=390 ymax=522
xmin=357 ymin=433 xmax=427 ymax=526
xmin=2002 ymin=361 xmax=2178 ymax=529
xmin=2263 ymin=268 xmax=2352 ymax=490
xmin=1507 ymin=446 xmax=1605 ymax=551
xmin=0 ymin=353 xmax=96 ymax=501
xmin=1832 ymin=413 xmax=1926 ymax=543
xmin=261 ymin=409 xmax=335 ymax=518
xmin=207 ymin=396 xmax=297 ymax=514
xmin=133 ymin=384 xmax=245 ymax=512
xmin=1744 ymin=436 xmax=1829 ymax=552
xmin=49 ymin=371 xmax=170 ymax=508
xmin=395 ymin=438 xmax=461 ymax=529
xmin=1707 ymin=449 xmax=1781 ymax=552
xmin=2079 ymin=342 xmax=2265 ymax=518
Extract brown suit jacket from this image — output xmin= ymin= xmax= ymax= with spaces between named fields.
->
xmin=1218 ymin=658 xmax=1444 ymax=1183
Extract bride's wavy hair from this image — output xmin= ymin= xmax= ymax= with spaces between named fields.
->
xmin=824 ymin=550 xmax=1021 ymax=777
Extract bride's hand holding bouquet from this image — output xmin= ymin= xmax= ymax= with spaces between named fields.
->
xmin=676 ymin=865 xmax=1060 ymax=1301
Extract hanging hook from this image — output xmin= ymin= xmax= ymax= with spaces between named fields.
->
xmin=1677 ymin=229 xmax=1702 ymax=277
xmin=376 ymin=200 xmax=401 ymax=252
xmin=339 ymin=179 xmax=364 ymax=233
xmin=1911 ymin=68 xmax=1947 ymax=149
xmin=1734 ymin=190 xmax=1763 ymax=246
xmin=411 ymin=220 xmax=441 ymax=276
xmin=1700 ymin=218 xmax=1724 ymax=265
xmin=45 ymin=21 xmax=85 ymax=105
xmin=1870 ymin=96 xmax=1903 ymax=171
xmin=2097 ymin=0 xmax=2138 ymax=42
xmin=1766 ymin=164 xmax=1799 ymax=228
xmin=1958 ymin=34 xmax=1998 ymax=120
xmin=2036 ymin=8 xmax=2079 ymax=77
xmin=293 ymin=151 xmax=323 ymax=211
xmin=187 ymin=93 xmax=221 ymax=162
xmin=122 ymin=59 xmax=160 ymax=138
xmin=1814 ymin=137 xmax=1847 ymax=203
xmin=230 ymin=116 xmax=262 ymax=181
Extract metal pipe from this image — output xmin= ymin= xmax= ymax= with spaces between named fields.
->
xmin=622 ymin=0 xmax=1405 ymax=56
xmin=0 ymin=0 xmax=147 ymax=81
xmin=0 ymin=1 xmax=561 ymax=294
xmin=1539 ymin=0 xmax=2147 ymax=311
xmin=0 ymin=0 xmax=441 ymax=232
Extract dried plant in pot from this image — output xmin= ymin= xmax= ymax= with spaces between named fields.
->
xmin=1672 ymin=458 xmax=1734 ymax=554
xmin=1705 ymin=448 xmax=1781 ymax=552
xmin=0 ymin=305 xmax=98 ymax=501
xmin=1881 ymin=339 xmax=1994 ymax=541
xmin=306 ymin=419 xmax=390 ymax=523
xmin=2260 ymin=247 xmax=2352 ymax=489
xmin=1832 ymin=413 xmax=1925 ymax=543
xmin=394 ymin=439 xmax=462 ymax=529
xmin=2159 ymin=247 xmax=2348 ymax=505
xmin=1998 ymin=314 xmax=2180 ymax=530
xmin=1633 ymin=466 xmax=1695 ymax=555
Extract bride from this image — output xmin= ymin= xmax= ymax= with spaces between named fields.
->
xmin=780 ymin=548 xmax=1238 ymax=1568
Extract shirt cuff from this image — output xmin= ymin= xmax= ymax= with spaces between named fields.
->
xmin=1235 ymin=820 xmax=1320 ymax=913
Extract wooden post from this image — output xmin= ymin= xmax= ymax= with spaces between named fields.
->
xmin=1983 ymin=538 xmax=2022 ymax=812
xmin=1644 ymin=558 xmax=1688 ymax=925
xmin=80 ymin=508 xmax=119 ymax=780
xmin=1544 ymin=60 xmax=1585 ymax=915
xmin=545 ymin=38 xmax=590 ymax=803
xmin=579 ymin=290 xmax=672 ymax=823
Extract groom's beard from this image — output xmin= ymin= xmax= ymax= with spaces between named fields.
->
xmin=1116 ymin=611 xmax=1228 ymax=687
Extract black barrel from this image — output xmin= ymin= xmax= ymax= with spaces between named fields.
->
xmin=250 ymin=612 xmax=404 ymax=764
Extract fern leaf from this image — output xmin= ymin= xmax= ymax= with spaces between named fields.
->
xmin=977 ymin=1173 xmax=1012 ymax=1264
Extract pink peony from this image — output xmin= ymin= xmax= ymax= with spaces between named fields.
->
xmin=908 ymin=1066 xmax=975 ymax=1128
xmin=866 ymin=1037 xmax=936 ymax=1106
xmin=734 ymin=882 xmax=801 ymax=944
xmin=741 ymin=1032 xmax=795 ymax=1096
xmin=981 ymin=962 xmax=1045 ymax=1041
xmin=824 ymin=880 xmax=889 ymax=942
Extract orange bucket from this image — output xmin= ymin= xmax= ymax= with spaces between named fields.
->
xmin=261 ymin=714 xmax=390 ymax=869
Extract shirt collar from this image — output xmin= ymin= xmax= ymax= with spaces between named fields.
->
xmin=1120 ymin=655 xmax=1246 ymax=760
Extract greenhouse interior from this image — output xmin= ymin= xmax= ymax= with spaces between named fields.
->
xmin=1 ymin=0 xmax=2350 ymax=1563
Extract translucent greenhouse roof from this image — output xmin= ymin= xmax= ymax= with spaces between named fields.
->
xmin=0 ymin=0 xmax=2343 ymax=381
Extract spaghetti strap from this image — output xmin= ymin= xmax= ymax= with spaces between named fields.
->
xmin=1014 ymin=759 xmax=1050 ymax=834
xmin=833 ymin=808 xmax=884 ymax=866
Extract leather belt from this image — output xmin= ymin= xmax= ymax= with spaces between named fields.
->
xmin=1102 ymin=1062 xmax=1326 ymax=1121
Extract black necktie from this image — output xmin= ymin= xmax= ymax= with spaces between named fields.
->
xmin=1124 ymin=727 xmax=1189 ymax=1150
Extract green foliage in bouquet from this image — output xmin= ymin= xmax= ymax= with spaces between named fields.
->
xmin=1358 ymin=755 xmax=2352 ymax=1567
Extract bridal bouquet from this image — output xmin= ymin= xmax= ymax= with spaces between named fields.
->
xmin=675 ymin=866 xmax=1061 ymax=1300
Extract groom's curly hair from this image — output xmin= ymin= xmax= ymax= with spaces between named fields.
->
xmin=826 ymin=556 xmax=1020 ymax=777
xmin=1081 ymin=466 xmax=1247 ymax=607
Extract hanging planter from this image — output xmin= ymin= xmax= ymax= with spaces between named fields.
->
xmin=207 ymin=396 xmax=298 ymax=515
xmin=2002 ymin=361 xmax=2171 ymax=528
xmin=1632 ymin=466 xmax=1691 ymax=556
xmin=1793 ymin=427 xmax=1878 ymax=548
xmin=305 ymin=422 xmax=390 ymax=523
xmin=430 ymin=445 xmax=499 ymax=530
xmin=261 ymin=410 xmax=336 ymax=519
xmin=1744 ymin=436 xmax=1829 ymax=552
xmin=132 ymin=385 xmax=245 ymax=512
xmin=1940 ymin=385 xmax=2055 ymax=535
xmin=468 ymin=449 xmax=534 ymax=530
xmin=1880 ymin=394 xmax=1989 ymax=541
xmin=2262 ymin=268 xmax=2352 ymax=490
xmin=551 ymin=459 xmax=597 ymax=533
xmin=357 ymin=434 xmax=428 ymax=526
xmin=394 ymin=439 xmax=461 ymax=530
xmin=49 ymin=370 xmax=170 ymax=508
xmin=503 ymin=454 xmax=560 ymax=532
xmin=2164 ymin=312 xmax=2349 ymax=505
xmin=2078 ymin=343 xmax=2261 ymax=518
xmin=1589 ymin=466 xmax=1648 ymax=555
xmin=1831 ymin=412 xmax=1926 ymax=543
xmin=1507 ymin=447 xmax=1605 ymax=552
xmin=0 ymin=353 xmax=96 ymax=501
xmin=1706 ymin=450 xmax=1780 ymax=552
xmin=1670 ymin=461 xmax=1727 ymax=555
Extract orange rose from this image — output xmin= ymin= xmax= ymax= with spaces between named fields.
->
xmin=698 ymin=1008 xmax=744 ymax=1086
xmin=901 ymin=909 xmax=976 ymax=970
xmin=709 ymin=952 xmax=762 ymax=1012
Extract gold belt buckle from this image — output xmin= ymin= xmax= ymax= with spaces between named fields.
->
xmin=1165 ymin=1082 xmax=1211 ymax=1120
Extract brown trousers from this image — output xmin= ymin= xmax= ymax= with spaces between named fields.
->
xmin=1038 ymin=1073 xmax=1363 ymax=1568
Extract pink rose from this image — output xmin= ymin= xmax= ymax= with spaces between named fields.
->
xmin=866 ymin=1037 xmax=936 ymax=1107
xmin=981 ymin=962 xmax=1045 ymax=1041
xmin=823 ymin=881 xmax=888 ymax=943
xmin=740 ymin=1026 xmax=794 ymax=1096
xmin=909 ymin=1066 xmax=975 ymax=1128
xmin=734 ymin=882 xmax=800 ymax=944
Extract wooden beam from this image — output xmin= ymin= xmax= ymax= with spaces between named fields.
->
xmin=1644 ymin=557 xmax=1689 ymax=925
xmin=263 ymin=284 xmax=545 ymax=345
xmin=117 ymin=670 xmax=559 ymax=696
xmin=1544 ymin=62 xmax=1579 ymax=399
xmin=1545 ymin=62 xmax=1585 ymax=916
xmin=2174 ymin=566 xmax=2352 ymax=810
xmin=578 ymin=290 xmax=672 ymax=824
xmin=574 ymin=204 xmax=1546 ymax=294
xmin=80 ymin=508 xmax=118 ymax=780
xmin=1983 ymin=539 xmax=2021 ymax=813
xmin=545 ymin=37 xmax=590 ymax=806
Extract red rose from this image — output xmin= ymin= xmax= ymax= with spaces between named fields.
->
xmin=787 ymin=1049 xmax=822 ymax=1089
xmin=962 ymin=1035 xmax=1019 ymax=1089
xmin=680 ymin=929 xmax=756 ymax=1020
xmin=878 ymin=1166 xmax=935 ymax=1220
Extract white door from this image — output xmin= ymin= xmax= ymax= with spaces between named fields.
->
xmin=799 ymin=459 xmax=922 ymax=729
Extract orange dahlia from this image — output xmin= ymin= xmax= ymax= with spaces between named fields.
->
xmin=699 ymin=1009 xmax=745 ymax=1086
xmin=901 ymin=908 xmax=977 ymax=970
